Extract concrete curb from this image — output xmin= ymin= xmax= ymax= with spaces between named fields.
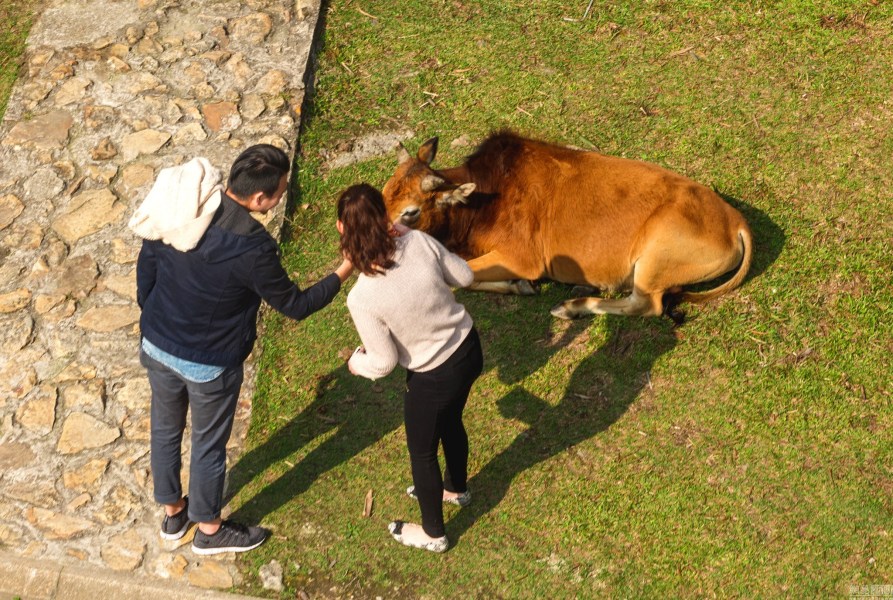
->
xmin=0 ymin=552 xmax=266 ymax=600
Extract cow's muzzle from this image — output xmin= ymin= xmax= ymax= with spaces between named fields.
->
xmin=399 ymin=206 xmax=421 ymax=226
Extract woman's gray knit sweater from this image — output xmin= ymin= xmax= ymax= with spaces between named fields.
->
xmin=346 ymin=230 xmax=474 ymax=380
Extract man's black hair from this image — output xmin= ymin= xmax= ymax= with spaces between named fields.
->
xmin=227 ymin=144 xmax=290 ymax=198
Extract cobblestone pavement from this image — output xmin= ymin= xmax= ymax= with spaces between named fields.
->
xmin=0 ymin=0 xmax=322 ymax=592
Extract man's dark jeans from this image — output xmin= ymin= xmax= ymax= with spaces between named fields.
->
xmin=141 ymin=350 xmax=243 ymax=523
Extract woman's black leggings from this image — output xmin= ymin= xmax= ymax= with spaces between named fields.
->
xmin=404 ymin=327 xmax=483 ymax=538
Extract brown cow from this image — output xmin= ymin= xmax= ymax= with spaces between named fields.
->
xmin=382 ymin=131 xmax=753 ymax=320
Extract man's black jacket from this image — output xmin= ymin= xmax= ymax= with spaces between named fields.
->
xmin=137 ymin=194 xmax=341 ymax=367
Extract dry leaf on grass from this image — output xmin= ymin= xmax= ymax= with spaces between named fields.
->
xmin=363 ymin=488 xmax=373 ymax=517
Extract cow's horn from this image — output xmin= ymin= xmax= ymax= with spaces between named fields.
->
xmin=420 ymin=174 xmax=446 ymax=192
xmin=395 ymin=143 xmax=411 ymax=164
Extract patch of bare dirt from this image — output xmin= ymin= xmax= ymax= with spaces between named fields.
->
xmin=816 ymin=272 xmax=870 ymax=300
xmin=820 ymin=12 xmax=869 ymax=30
xmin=320 ymin=128 xmax=414 ymax=170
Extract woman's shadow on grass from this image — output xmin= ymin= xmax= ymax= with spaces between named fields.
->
xmin=221 ymin=310 xmax=656 ymax=529
xmin=225 ymin=363 xmax=404 ymax=524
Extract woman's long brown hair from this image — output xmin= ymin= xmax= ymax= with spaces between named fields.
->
xmin=337 ymin=183 xmax=396 ymax=276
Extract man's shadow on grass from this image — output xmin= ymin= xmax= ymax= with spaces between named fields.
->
xmin=225 ymin=364 xmax=403 ymax=524
xmin=445 ymin=312 xmax=677 ymax=544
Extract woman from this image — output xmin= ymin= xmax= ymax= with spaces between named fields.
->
xmin=337 ymin=183 xmax=484 ymax=553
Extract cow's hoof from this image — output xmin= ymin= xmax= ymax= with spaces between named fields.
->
xmin=665 ymin=308 xmax=686 ymax=326
xmin=515 ymin=280 xmax=537 ymax=296
xmin=570 ymin=285 xmax=597 ymax=297
xmin=661 ymin=293 xmax=686 ymax=326
xmin=549 ymin=302 xmax=575 ymax=320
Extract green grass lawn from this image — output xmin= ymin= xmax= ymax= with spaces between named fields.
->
xmin=0 ymin=1 xmax=42 ymax=120
xmin=229 ymin=0 xmax=892 ymax=597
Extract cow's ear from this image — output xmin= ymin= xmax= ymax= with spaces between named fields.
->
xmin=417 ymin=137 xmax=439 ymax=164
xmin=437 ymin=183 xmax=475 ymax=207
xmin=395 ymin=142 xmax=411 ymax=164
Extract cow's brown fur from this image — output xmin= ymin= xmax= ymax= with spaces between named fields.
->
xmin=382 ymin=131 xmax=753 ymax=319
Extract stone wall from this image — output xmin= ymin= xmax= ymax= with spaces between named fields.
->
xmin=0 ymin=0 xmax=321 ymax=589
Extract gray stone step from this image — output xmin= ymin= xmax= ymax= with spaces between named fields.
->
xmin=0 ymin=0 xmax=323 ymax=594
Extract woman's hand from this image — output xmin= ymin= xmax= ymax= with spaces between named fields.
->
xmin=347 ymin=346 xmax=365 ymax=376
xmin=390 ymin=222 xmax=411 ymax=236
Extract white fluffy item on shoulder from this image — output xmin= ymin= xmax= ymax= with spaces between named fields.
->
xmin=128 ymin=156 xmax=223 ymax=251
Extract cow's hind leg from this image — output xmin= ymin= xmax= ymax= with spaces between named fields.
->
xmin=551 ymin=257 xmax=667 ymax=319
xmin=550 ymin=287 xmax=664 ymax=319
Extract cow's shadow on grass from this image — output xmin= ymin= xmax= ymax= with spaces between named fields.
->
xmin=441 ymin=196 xmax=781 ymax=543
xmin=718 ymin=192 xmax=785 ymax=285
xmin=683 ymin=192 xmax=785 ymax=293
xmin=225 ymin=363 xmax=404 ymax=524
xmin=445 ymin=307 xmax=678 ymax=544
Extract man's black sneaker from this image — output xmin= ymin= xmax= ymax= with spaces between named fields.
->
xmin=191 ymin=520 xmax=269 ymax=555
xmin=159 ymin=497 xmax=190 ymax=540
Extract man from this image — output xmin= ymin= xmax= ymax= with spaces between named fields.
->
xmin=131 ymin=144 xmax=352 ymax=554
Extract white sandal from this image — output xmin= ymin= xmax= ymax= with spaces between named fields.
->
xmin=388 ymin=521 xmax=449 ymax=553
xmin=406 ymin=485 xmax=471 ymax=507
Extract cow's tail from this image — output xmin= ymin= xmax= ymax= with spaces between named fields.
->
xmin=680 ymin=226 xmax=753 ymax=305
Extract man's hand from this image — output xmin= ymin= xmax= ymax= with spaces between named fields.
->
xmin=334 ymin=257 xmax=354 ymax=282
